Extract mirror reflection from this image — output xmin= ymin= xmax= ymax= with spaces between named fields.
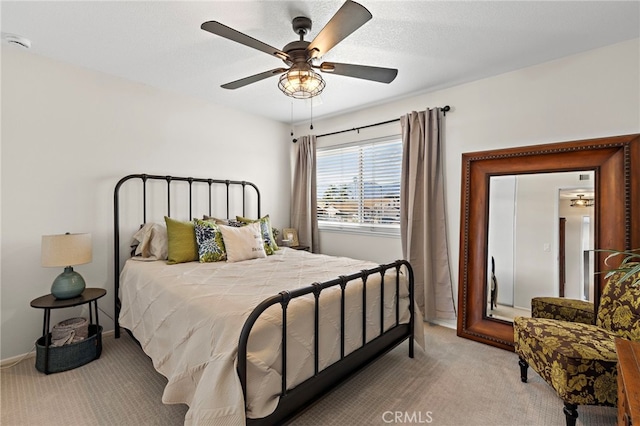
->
xmin=486 ymin=171 xmax=595 ymax=322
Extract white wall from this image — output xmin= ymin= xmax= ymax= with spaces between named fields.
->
xmin=1 ymin=48 xmax=290 ymax=360
xmin=295 ymin=38 xmax=640 ymax=325
xmin=318 ymin=230 xmax=403 ymax=264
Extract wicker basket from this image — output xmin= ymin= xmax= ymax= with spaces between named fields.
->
xmin=35 ymin=324 xmax=102 ymax=373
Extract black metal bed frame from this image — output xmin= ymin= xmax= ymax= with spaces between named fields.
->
xmin=113 ymin=173 xmax=415 ymax=425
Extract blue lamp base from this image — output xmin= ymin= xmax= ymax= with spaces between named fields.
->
xmin=51 ymin=266 xmax=86 ymax=299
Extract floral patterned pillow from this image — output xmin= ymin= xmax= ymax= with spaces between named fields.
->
xmin=194 ymin=218 xmax=227 ymax=262
xmin=202 ymin=215 xmax=244 ymax=227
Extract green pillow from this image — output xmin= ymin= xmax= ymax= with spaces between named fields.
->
xmin=164 ymin=216 xmax=198 ymax=264
xmin=194 ymin=218 xmax=227 ymax=262
xmin=236 ymin=214 xmax=279 ymax=255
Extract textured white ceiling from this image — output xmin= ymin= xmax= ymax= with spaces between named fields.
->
xmin=2 ymin=1 xmax=638 ymax=124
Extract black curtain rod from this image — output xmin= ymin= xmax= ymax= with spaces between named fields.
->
xmin=292 ymin=105 xmax=450 ymax=143
xmin=316 ymin=118 xmax=400 ymax=139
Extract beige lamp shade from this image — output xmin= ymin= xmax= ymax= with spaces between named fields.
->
xmin=41 ymin=233 xmax=92 ymax=267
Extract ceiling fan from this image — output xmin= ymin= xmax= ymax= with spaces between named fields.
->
xmin=201 ymin=0 xmax=398 ymax=99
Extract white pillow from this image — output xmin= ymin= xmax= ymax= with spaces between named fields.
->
xmin=131 ymin=223 xmax=168 ymax=260
xmin=219 ymin=222 xmax=267 ymax=262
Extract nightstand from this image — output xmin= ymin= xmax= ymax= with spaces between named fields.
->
xmin=30 ymin=288 xmax=106 ymax=374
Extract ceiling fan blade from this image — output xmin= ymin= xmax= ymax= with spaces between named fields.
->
xmin=201 ymin=21 xmax=290 ymax=62
xmin=221 ymin=68 xmax=288 ymax=90
xmin=307 ymin=0 xmax=372 ymax=59
xmin=318 ymin=62 xmax=398 ymax=83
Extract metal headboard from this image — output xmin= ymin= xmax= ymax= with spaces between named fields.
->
xmin=113 ymin=173 xmax=261 ymax=338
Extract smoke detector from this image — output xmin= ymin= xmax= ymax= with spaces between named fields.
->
xmin=1 ymin=33 xmax=31 ymax=49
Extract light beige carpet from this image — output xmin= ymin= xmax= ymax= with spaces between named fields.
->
xmin=1 ymin=324 xmax=617 ymax=425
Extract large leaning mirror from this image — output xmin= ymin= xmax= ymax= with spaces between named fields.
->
xmin=486 ymin=171 xmax=596 ymax=322
xmin=457 ymin=134 xmax=640 ymax=351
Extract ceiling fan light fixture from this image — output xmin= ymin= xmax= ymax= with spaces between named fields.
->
xmin=570 ymin=194 xmax=594 ymax=207
xmin=278 ymin=65 xmax=326 ymax=99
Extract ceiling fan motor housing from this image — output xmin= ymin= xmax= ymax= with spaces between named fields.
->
xmin=292 ymin=16 xmax=312 ymax=37
xmin=283 ymin=17 xmax=315 ymax=67
xmin=282 ymin=40 xmax=311 ymax=66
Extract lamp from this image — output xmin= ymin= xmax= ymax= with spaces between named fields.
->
xmin=278 ymin=63 xmax=326 ymax=99
xmin=41 ymin=233 xmax=92 ymax=299
xmin=570 ymin=194 xmax=594 ymax=207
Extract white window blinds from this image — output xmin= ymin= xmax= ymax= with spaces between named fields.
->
xmin=317 ymin=137 xmax=402 ymax=232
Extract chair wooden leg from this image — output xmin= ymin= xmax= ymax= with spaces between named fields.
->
xmin=563 ymin=402 xmax=578 ymax=426
xmin=518 ymin=357 xmax=529 ymax=383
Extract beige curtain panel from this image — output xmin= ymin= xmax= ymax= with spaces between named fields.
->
xmin=290 ymin=135 xmax=319 ymax=253
xmin=400 ymin=109 xmax=456 ymax=321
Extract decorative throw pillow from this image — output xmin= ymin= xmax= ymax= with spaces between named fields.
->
xmin=203 ymin=215 xmax=229 ymax=225
xmin=194 ymin=218 xmax=226 ymax=262
xmin=164 ymin=216 xmax=198 ymax=264
xmin=203 ymin=215 xmax=243 ymax=227
xmin=219 ymin=221 xmax=267 ymax=262
xmin=236 ymin=215 xmax=279 ymax=255
xmin=131 ymin=222 xmax=168 ymax=260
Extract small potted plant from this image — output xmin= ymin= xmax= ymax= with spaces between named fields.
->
xmin=598 ymin=248 xmax=640 ymax=286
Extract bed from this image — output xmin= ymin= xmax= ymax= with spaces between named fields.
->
xmin=113 ymin=174 xmax=419 ymax=425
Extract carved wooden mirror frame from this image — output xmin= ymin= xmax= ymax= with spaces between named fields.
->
xmin=457 ymin=134 xmax=639 ymax=351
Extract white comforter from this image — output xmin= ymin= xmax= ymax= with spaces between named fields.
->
xmin=118 ymin=248 xmax=421 ymax=425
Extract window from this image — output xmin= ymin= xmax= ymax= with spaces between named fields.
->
xmin=316 ymin=136 xmax=402 ymax=234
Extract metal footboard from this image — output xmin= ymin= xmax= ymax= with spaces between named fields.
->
xmin=239 ymin=260 xmax=415 ymax=425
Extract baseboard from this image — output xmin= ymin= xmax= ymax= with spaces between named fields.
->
xmin=0 ymin=328 xmax=115 ymax=368
xmin=0 ymin=349 xmax=36 ymax=367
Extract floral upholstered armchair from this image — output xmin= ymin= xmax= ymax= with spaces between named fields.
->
xmin=513 ymin=267 xmax=640 ymax=426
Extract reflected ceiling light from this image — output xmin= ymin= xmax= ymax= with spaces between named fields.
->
xmin=278 ymin=63 xmax=326 ymax=99
xmin=570 ymin=194 xmax=594 ymax=207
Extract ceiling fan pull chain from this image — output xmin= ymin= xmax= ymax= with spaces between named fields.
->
xmin=290 ymin=101 xmax=294 ymax=136
xmin=310 ymin=100 xmax=314 ymax=130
